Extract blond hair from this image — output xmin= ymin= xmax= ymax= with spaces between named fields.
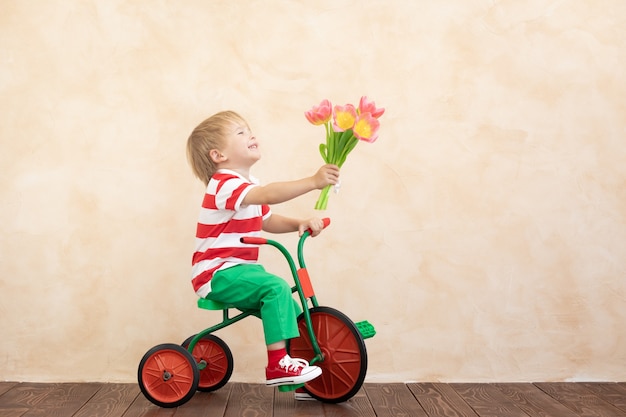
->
xmin=186 ymin=110 xmax=248 ymax=185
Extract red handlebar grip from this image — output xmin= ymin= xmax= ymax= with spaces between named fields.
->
xmin=240 ymin=237 xmax=268 ymax=245
xmin=305 ymin=218 xmax=331 ymax=236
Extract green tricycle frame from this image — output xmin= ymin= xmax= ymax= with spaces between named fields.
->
xmin=137 ymin=218 xmax=375 ymax=408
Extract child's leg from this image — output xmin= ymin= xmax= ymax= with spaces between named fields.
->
xmin=208 ymin=264 xmax=322 ymax=385
xmin=209 ymin=264 xmax=301 ymax=342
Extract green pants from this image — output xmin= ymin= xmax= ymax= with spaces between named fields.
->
xmin=207 ymin=264 xmax=302 ymax=345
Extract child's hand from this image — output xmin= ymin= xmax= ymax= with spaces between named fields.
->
xmin=312 ymin=164 xmax=340 ymax=189
xmin=298 ymin=218 xmax=326 ymax=237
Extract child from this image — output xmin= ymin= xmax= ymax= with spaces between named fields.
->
xmin=186 ymin=110 xmax=340 ymax=387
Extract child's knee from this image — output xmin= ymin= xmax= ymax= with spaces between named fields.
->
xmin=268 ymin=277 xmax=291 ymax=296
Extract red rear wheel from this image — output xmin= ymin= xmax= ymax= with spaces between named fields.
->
xmin=288 ymin=306 xmax=367 ymax=403
xmin=182 ymin=334 xmax=233 ymax=392
xmin=138 ymin=343 xmax=199 ymax=408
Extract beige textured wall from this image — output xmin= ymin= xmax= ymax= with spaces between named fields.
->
xmin=1 ymin=0 xmax=625 ymax=383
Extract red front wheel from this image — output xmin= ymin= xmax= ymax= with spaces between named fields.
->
xmin=288 ymin=306 xmax=368 ymax=403
xmin=138 ymin=343 xmax=199 ymax=408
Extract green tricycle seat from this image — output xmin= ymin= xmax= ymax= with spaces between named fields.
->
xmin=197 ymin=298 xmax=229 ymax=310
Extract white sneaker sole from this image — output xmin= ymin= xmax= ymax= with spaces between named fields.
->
xmin=266 ymin=366 xmax=322 ymax=386
xmin=295 ymin=391 xmax=316 ymax=401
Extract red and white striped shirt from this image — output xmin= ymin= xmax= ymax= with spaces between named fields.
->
xmin=191 ymin=169 xmax=271 ymax=297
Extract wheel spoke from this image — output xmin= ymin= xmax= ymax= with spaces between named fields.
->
xmin=172 ymin=358 xmax=194 ymax=376
xmin=145 ymin=375 xmax=168 ymax=392
xmin=169 ymin=378 xmax=192 ymax=396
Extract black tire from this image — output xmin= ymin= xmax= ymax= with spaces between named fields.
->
xmin=182 ymin=334 xmax=234 ymax=392
xmin=288 ymin=306 xmax=368 ymax=403
xmin=137 ymin=343 xmax=199 ymax=408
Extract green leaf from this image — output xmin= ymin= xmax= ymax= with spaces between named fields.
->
xmin=338 ymin=130 xmax=351 ymax=150
xmin=319 ymin=143 xmax=328 ymax=162
xmin=331 ymin=130 xmax=347 ymax=165
xmin=338 ymin=136 xmax=359 ymax=167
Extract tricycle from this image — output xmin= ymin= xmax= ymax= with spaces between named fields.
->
xmin=137 ymin=218 xmax=375 ymax=407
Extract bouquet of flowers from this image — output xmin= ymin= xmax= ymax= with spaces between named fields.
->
xmin=305 ymin=96 xmax=385 ymax=210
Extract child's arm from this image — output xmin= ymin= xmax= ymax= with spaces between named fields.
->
xmin=263 ymin=215 xmax=327 ymax=237
xmin=242 ymin=164 xmax=339 ymax=206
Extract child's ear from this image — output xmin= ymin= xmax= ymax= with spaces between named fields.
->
xmin=209 ymin=149 xmax=225 ymax=163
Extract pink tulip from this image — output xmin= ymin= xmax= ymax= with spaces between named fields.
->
xmin=332 ymin=104 xmax=357 ymax=131
xmin=353 ymin=112 xmax=380 ymax=143
xmin=358 ymin=96 xmax=385 ymax=119
xmin=305 ymin=99 xmax=333 ymax=125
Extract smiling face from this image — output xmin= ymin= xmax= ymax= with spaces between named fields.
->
xmin=211 ymin=120 xmax=261 ymax=174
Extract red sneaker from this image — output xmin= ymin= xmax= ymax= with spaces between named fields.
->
xmin=266 ymin=355 xmax=322 ymax=386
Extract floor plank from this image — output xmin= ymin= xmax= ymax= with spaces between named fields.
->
xmin=72 ymin=383 xmax=139 ymax=417
xmin=273 ymin=386 xmax=327 ymax=417
xmin=223 ymin=382 xmax=274 ymax=417
xmin=364 ymin=383 xmax=428 ymax=417
xmin=21 ymin=383 xmax=102 ymax=417
xmin=408 ymin=382 xmax=479 ymax=417
xmin=0 ymin=382 xmax=27 ymax=417
xmin=581 ymin=383 xmax=626 ymax=413
xmin=174 ymin=384 xmax=233 ymax=417
xmin=535 ymin=382 xmax=624 ymax=417
xmin=494 ymin=383 xmax=578 ymax=417
xmin=121 ymin=392 xmax=176 ymax=417
xmin=0 ymin=382 xmax=19 ymax=397
xmin=451 ymin=383 xmax=528 ymax=417
xmin=0 ymin=383 xmax=61 ymax=417
xmin=0 ymin=407 xmax=28 ymax=417
xmin=322 ymin=388 xmax=378 ymax=417
xmin=0 ymin=382 xmax=625 ymax=416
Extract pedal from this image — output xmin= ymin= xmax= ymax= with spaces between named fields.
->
xmin=277 ymin=383 xmax=304 ymax=392
xmin=355 ymin=320 xmax=376 ymax=339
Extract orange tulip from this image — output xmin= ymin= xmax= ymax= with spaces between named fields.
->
xmin=353 ymin=113 xmax=380 ymax=143
xmin=332 ymin=104 xmax=357 ymax=131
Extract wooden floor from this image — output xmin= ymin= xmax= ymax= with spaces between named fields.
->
xmin=1 ymin=381 xmax=625 ymax=417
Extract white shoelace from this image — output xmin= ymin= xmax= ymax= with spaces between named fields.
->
xmin=279 ymin=355 xmax=309 ymax=372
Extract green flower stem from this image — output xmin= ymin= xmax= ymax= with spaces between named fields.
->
xmin=315 ymin=127 xmax=360 ymax=210
xmin=327 ymin=129 xmax=335 ymax=162
xmin=314 ymin=184 xmax=332 ymax=210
